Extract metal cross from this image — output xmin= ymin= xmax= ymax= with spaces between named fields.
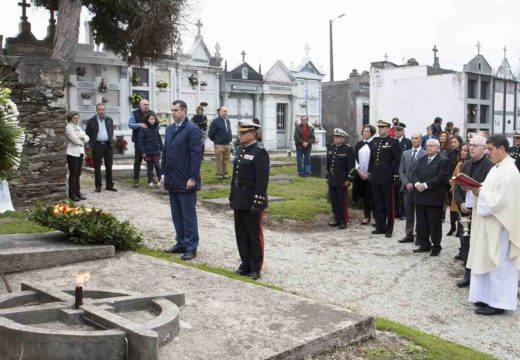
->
xmin=195 ymin=19 xmax=203 ymax=37
xmin=384 ymin=52 xmax=388 ymax=61
xmin=432 ymin=45 xmax=438 ymax=56
xmin=304 ymin=43 xmax=311 ymax=58
xmin=241 ymin=50 xmax=246 ymax=63
xmin=18 ymin=0 xmax=31 ymax=22
xmin=476 ymin=41 xmax=481 ymax=55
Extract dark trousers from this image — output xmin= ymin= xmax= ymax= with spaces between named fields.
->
xmin=372 ymin=182 xmax=395 ymax=234
xmin=358 ymin=179 xmax=372 ymax=219
xmin=296 ymin=145 xmax=312 ymax=176
xmin=395 ymin=190 xmax=405 ymax=218
xmin=133 ymin=146 xmax=143 ymax=182
xmin=67 ymin=154 xmax=83 ymax=198
xmin=93 ymin=142 xmax=113 ymax=189
xmin=415 ymin=205 xmax=443 ymax=250
xmin=403 ymin=190 xmax=416 ymax=240
xmin=146 ymin=160 xmax=161 ymax=183
xmin=329 ymin=186 xmax=348 ymax=224
xmin=168 ymin=191 xmax=199 ymax=252
xmin=234 ymin=209 xmax=264 ymax=273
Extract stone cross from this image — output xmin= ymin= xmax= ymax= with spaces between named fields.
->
xmin=195 ymin=19 xmax=203 ymax=37
xmin=304 ymin=43 xmax=311 ymax=58
xmin=18 ymin=0 xmax=31 ymax=22
xmin=384 ymin=52 xmax=388 ymax=61
xmin=241 ymin=50 xmax=246 ymax=63
xmin=476 ymin=41 xmax=481 ymax=55
xmin=432 ymin=45 xmax=438 ymax=57
xmin=503 ymin=46 xmax=507 ymax=59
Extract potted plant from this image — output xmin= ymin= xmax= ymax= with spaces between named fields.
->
xmin=98 ymin=78 xmax=108 ymax=93
xmin=200 ymin=80 xmax=208 ymax=90
xmin=159 ymin=115 xmax=169 ymax=127
xmin=81 ymin=92 xmax=92 ymax=105
xmin=101 ymin=96 xmax=109 ymax=104
xmin=84 ymin=146 xmax=95 ymax=168
xmin=131 ymin=72 xmax=141 ymax=85
xmin=115 ymin=137 xmax=128 ymax=155
xmin=129 ymin=93 xmax=142 ymax=106
xmin=156 ymin=80 xmax=169 ymax=90
xmin=188 ymin=73 xmax=198 ymax=88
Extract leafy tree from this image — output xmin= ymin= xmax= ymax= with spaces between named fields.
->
xmin=32 ymin=0 xmax=187 ymax=67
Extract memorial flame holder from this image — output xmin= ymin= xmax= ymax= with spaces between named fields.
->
xmin=0 ymin=283 xmax=185 ymax=360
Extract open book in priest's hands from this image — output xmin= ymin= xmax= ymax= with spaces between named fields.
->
xmin=452 ymin=173 xmax=482 ymax=188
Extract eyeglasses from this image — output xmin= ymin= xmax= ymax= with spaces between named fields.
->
xmin=468 ymin=144 xmax=484 ymax=147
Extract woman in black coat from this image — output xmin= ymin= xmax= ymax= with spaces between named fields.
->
xmin=138 ymin=112 xmax=163 ymax=187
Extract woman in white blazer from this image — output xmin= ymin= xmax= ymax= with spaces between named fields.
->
xmin=65 ymin=111 xmax=89 ymax=201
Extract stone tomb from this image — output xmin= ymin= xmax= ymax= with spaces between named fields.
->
xmin=0 ymin=283 xmax=184 ymax=360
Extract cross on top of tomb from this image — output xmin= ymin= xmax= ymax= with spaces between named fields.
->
xmin=432 ymin=45 xmax=438 ymax=56
xmin=476 ymin=41 xmax=481 ymax=55
xmin=241 ymin=50 xmax=246 ymax=63
xmin=384 ymin=52 xmax=388 ymax=61
xmin=18 ymin=0 xmax=31 ymax=22
xmin=304 ymin=43 xmax=311 ymax=58
xmin=195 ymin=19 xmax=203 ymax=37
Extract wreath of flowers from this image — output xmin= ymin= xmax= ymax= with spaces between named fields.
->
xmin=156 ymin=80 xmax=169 ymax=88
xmin=188 ymin=73 xmax=198 ymax=87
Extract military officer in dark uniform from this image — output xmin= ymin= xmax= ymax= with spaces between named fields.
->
xmin=229 ymin=121 xmax=270 ymax=281
xmin=326 ymin=128 xmax=355 ymax=229
xmin=509 ymin=130 xmax=520 ymax=172
xmin=368 ymin=120 xmax=402 ymax=237
xmin=394 ymin=121 xmax=412 ymax=219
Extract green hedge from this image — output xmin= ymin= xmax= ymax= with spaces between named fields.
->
xmin=29 ymin=202 xmax=142 ymax=250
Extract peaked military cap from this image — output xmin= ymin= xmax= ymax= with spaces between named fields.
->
xmin=333 ymin=128 xmax=348 ymax=138
xmin=377 ymin=119 xmax=391 ymax=127
xmin=238 ymin=120 xmax=261 ymax=132
xmin=394 ymin=121 xmax=406 ymax=129
xmin=513 ymin=130 xmax=520 ymax=138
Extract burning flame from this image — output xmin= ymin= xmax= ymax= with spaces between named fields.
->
xmin=72 ymin=271 xmax=92 ymax=287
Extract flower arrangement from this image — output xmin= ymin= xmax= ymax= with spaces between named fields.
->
xmin=159 ymin=115 xmax=169 ymax=127
xmin=130 ymin=93 xmax=142 ymax=105
xmin=115 ymin=137 xmax=128 ymax=154
xmin=84 ymin=146 xmax=96 ymax=167
xmin=200 ymin=80 xmax=208 ymax=90
xmin=101 ymin=96 xmax=109 ymax=104
xmin=29 ymin=202 xmax=143 ymax=251
xmin=156 ymin=80 xmax=169 ymax=88
xmin=0 ymin=86 xmax=23 ymax=181
xmin=188 ymin=73 xmax=198 ymax=87
xmin=131 ymin=72 xmax=141 ymax=84
xmin=98 ymin=78 xmax=108 ymax=93
xmin=80 ymin=92 xmax=92 ymax=99
xmin=76 ymin=66 xmax=87 ymax=77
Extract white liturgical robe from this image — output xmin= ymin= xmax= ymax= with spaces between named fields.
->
xmin=467 ymin=156 xmax=520 ymax=310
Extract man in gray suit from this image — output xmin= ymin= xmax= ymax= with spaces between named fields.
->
xmin=398 ymin=133 xmax=426 ymax=243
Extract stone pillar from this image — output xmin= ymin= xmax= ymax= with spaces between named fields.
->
xmin=0 ymin=56 xmax=68 ymax=208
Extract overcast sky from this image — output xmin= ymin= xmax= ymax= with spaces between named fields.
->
xmin=1 ymin=0 xmax=519 ymax=80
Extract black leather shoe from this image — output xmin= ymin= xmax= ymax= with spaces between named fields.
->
xmin=447 ymin=229 xmax=455 ymax=236
xmin=181 ymin=250 xmax=197 ymax=261
xmin=69 ymin=195 xmax=80 ymax=202
xmin=456 ymin=269 xmax=470 ymax=288
xmin=371 ymin=230 xmax=384 ymax=235
xmin=78 ymin=194 xmax=87 ymax=200
xmin=454 ymin=254 xmax=462 ymax=260
xmin=475 ymin=306 xmax=505 ymax=316
xmin=235 ymin=268 xmax=250 ymax=276
xmin=430 ymin=249 xmax=441 ymax=257
xmin=385 ymin=232 xmax=393 ymax=238
xmin=249 ymin=271 xmax=261 ymax=280
xmin=164 ymin=245 xmax=185 ymax=254
xmin=95 ymin=187 xmax=101 ymax=193
xmin=413 ymin=246 xmax=431 ymax=253
xmin=328 ymin=221 xmax=339 ymax=227
xmin=337 ymin=223 xmax=347 ymax=230
xmin=106 ymin=187 xmax=118 ymax=192
xmin=474 ymin=302 xmax=488 ymax=308
xmin=398 ymin=237 xmax=414 ymax=243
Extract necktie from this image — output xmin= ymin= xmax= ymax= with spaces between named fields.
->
xmin=225 ymin=119 xmax=231 ymax=136
xmin=412 ymin=149 xmax=417 ymax=160
xmin=427 ymin=157 xmax=432 ymax=165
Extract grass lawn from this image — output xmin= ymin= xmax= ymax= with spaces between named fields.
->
xmin=0 ymin=211 xmax=52 ymax=235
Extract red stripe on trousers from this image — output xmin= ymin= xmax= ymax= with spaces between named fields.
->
xmin=259 ymin=209 xmax=265 ymax=271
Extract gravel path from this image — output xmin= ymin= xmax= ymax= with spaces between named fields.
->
xmin=82 ymin=180 xmax=519 ymax=360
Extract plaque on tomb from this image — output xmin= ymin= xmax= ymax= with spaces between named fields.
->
xmin=155 ymin=91 xmax=171 ymax=113
xmin=108 ymin=83 xmax=120 ymax=91
xmin=131 ymin=68 xmax=149 ymax=87
xmin=232 ymin=85 xmax=258 ymax=91
xmin=78 ymin=105 xmax=96 ymax=113
xmin=102 ymin=90 xmax=120 ymax=106
xmin=268 ymin=85 xmax=292 ymax=92
xmin=79 ymin=91 xmax=95 ymax=106
xmin=77 ymin=81 xmax=96 ymax=89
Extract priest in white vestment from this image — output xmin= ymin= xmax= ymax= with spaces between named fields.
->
xmin=466 ymin=135 xmax=520 ymax=315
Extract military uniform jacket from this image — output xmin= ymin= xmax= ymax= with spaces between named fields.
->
xmin=229 ymin=141 xmax=270 ymax=210
xmin=326 ymin=143 xmax=355 ymax=187
xmin=368 ymin=136 xmax=401 ymax=185
xmin=398 ymin=137 xmax=412 ymax=152
xmin=509 ymin=146 xmax=520 ymax=172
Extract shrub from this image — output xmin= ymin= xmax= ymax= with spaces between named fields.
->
xmin=29 ymin=202 xmax=142 ymax=251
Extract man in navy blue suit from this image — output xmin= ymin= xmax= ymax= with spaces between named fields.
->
xmin=161 ymin=100 xmax=202 ymax=260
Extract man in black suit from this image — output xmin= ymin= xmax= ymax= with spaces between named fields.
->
xmin=411 ymin=138 xmax=451 ymax=256
xmin=394 ymin=121 xmax=412 ymax=219
xmin=453 ymin=134 xmax=493 ymax=287
xmin=368 ymin=120 xmax=402 ymax=238
xmin=85 ymin=103 xmax=117 ymax=192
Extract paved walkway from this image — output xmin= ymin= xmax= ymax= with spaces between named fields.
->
xmin=82 ymin=183 xmax=519 ymax=360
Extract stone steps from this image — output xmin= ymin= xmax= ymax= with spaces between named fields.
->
xmin=0 ymin=232 xmax=114 ymax=274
